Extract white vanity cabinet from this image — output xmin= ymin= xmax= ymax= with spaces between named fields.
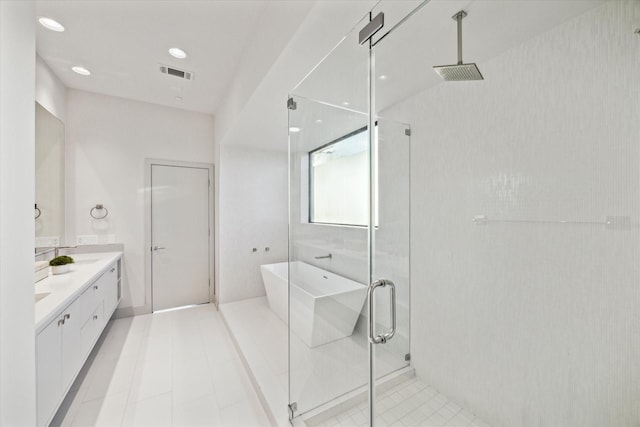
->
xmin=36 ymin=296 xmax=82 ymax=427
xmin=36 ymin=255 xmax=121 ymax=427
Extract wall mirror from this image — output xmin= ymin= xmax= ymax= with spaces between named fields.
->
xmin=35 ymin=102 xmax=65 ymax=252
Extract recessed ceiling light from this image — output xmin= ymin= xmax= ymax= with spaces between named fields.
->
xmin=38 ymin=17 xmax=65 ymax=32
xmin=342 ymin=101 xmax=350 ymax=106
xmin=289 ymin=127 xmax=301 ymax=133
xmin=169 ymin=48 xmax=187 ymax=59
xmin=379 ymin=75 xmax=388 ymax=80
xmin=315 ymin=119 xmax=323 ymax=124
xmin=175 ymin=96 xmax=183 ymax=101
xmin=71 ymin=66 xmax=91 ymax=76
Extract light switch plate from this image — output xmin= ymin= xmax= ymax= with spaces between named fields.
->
xmin=99 ymin=234 xmax=116 ymax=244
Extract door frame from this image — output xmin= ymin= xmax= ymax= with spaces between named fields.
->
xmin=144 ymin=158 xmax=215 ymax=314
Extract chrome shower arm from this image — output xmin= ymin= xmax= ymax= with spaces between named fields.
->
xmin=453 ymin=10 xmax=467 ymax=65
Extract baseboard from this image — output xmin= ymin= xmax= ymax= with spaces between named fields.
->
xmin=112 ymin=305 xmax=149 ymax=319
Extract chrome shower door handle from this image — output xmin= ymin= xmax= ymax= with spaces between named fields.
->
xmin=152 ymin=246 xmax=166 ymax=252
xmin=368 ymin=279 xmax=396 ymax=344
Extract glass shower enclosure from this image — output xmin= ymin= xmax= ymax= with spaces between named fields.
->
xmin=288 ymin=0 xmax=639 ymax=425
xmin=287 ymin=7 xmax=412 ymax=423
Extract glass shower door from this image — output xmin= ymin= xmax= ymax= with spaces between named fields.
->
xmin=368 ymin=117 xmax=412 ymax=424
xmin=287 ymin=14 xmax=372 ymax=419
xmin=287 ymin=7 xmax=414 ymax=424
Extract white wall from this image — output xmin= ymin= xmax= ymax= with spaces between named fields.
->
xmin=382 ymin=1 xmax=640 ymax=425
xmin=0 ymin=1 xmax=37 ymax=425
xmin=36 ymin=54 xmax=66 ymax=122
xmin=212 ymin=1 xmax=314 ymax=146
xmin=218 ymin=146 xmax=288 ymax=303
xmin=213 ymin=1 xmax=377 ymax=306
xmin=66 ymin=90 xmax=215 ymax=314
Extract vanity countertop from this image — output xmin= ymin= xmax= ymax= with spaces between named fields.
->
xmin=35 ymin=252 xmax=122 ymax=333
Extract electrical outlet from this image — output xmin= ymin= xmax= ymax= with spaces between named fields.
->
xmin=35 ymin=236 xmax=59 ymax=247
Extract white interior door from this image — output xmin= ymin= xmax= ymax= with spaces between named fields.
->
xmin=151 ymin=164 xmax=210 ymax=311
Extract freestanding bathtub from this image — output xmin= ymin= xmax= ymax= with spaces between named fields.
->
xmin=260 ymin=261 xmax=367 ymax=348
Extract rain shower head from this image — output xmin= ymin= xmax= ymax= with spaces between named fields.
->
xmin=433 ymin=10 xmax=484 ymax=81
xmin=433 ymin=63 xmax=483 ymax=81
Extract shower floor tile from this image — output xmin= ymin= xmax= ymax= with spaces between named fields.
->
xmin=313 ymin=377 xmax=493 ymax=427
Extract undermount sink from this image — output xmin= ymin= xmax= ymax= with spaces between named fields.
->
xmin=35 ymin=292 xmax=50 ymax=303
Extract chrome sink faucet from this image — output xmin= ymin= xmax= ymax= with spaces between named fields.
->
xmin=54 ymin=245 xmax=77 ymax=257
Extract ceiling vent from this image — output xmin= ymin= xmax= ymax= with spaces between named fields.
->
xmin=159 ymin=64 xmax=194 ymax=81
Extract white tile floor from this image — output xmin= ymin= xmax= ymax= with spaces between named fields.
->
xmin=221 ymin=296 xmax=408 ymax=418
xmin=311 ymin=378 xmax=493 ymax=427
xmin=50 ymin=304 xmax=271 ymax=427
xmin=221 ymin=297 xmax=493 ymax=427
xmin=219 ymin=298 xmax=412 ymax=425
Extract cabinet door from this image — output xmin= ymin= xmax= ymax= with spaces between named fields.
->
xmin=61 ymin=299 xmax=82 ymax=393
xmin=36 ymin=318 xmax=63 ymax=427
xmin=102 ymin=263 xmax=118 ymax=322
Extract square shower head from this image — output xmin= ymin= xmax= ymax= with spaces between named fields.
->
xmin=433 ymin=63 xmax=484 ymax=81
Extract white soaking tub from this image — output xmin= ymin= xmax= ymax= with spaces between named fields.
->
xmin=260 ymin=261 xmax=367 ymax=348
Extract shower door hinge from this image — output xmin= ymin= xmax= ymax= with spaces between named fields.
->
xmin=287 ymin=97 xmax=297 ymax=110
xmin=288 ymin=402 xmax=297 ymax=419
xmin=359 ymin=12 xmax=384 ymax=45
xmin=405 ymin=353 xmax=411 ymax=361
xmin=405 ymin=129 xmax=411 ymax=136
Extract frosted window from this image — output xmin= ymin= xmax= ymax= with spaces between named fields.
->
xmin=309 ymin=127 xmax=377 ymax=226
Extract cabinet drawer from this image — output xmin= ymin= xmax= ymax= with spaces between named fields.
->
xmin=80 ymin=302 xmax=104 ymax=358
xmin=79 ymin=278 xmax=104 ymax=324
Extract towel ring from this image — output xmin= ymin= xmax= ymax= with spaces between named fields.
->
xmin=90 ymin=204 xmax=108 ymax=219
xmin=35 ymin=204 xmax=41 ymax=219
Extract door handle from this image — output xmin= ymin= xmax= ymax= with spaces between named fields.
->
xmin=368 ymin=279 xmax=396 ymax=344
xmin=152 ymin=246 xmax=166 ymax=251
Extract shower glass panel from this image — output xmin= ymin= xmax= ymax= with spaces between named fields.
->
xmin=288 ymin=14 xmax=371 ymax=418
xmin=371 ymin=0 xmax=640 ymax=426
xmin=368 ymin=117 xmax=412 ymax=422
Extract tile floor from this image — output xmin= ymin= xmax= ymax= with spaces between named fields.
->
xmin=312 ymin=377 xmax=493 ymax=427
xmin=222 ymin=297 xmax=493 ymax=427
xmin=221 ymin=297 xmax=407 ymax=425
xmin=50 ymin=304 xmax=270 ymax=427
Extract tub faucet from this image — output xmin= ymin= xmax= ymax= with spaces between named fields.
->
xmin=314 ymin=253 xmax=332 ymax=260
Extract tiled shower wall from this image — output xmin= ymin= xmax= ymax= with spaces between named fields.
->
xmin=383 ymin=1 xmax=640 ymax=426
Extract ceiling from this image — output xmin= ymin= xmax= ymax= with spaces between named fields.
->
xmin=35 ymin=0 xmax=313 ymax=115
xmin=230 ymin=0 xmax=609 ymax=151
xmin=292 ymin=0 xmax=608 ymax=117
xmin=35 ymin=0 xmax=610 ymax=150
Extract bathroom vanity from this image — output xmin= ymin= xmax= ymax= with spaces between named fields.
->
xmin=34 ymin=252 xmax=122 ymax=427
